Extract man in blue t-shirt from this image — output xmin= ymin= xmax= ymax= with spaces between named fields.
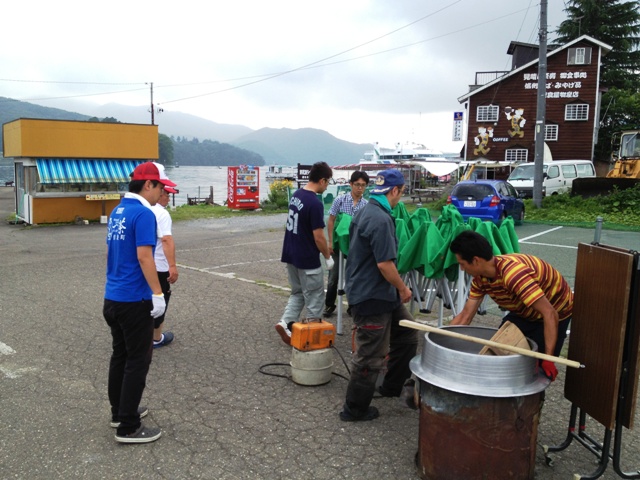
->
xmin=275 ymin=162 xmax=334 ymax=345
xmin=104 ymin=161 xmax=176 ymax=444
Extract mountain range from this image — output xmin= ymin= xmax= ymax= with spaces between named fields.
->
xmin=0 ymin=97 xmax=369 ymax=166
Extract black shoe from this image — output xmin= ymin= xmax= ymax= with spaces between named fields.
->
xmin=339 ymin=406 xmax=379 ymax=422
xmin=115 ymin=425 xmax=162 ymax=444
xmin=323 ymin=305 xmax=336 ymax=317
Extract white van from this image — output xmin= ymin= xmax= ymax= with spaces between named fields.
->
xmin=507 ymin=160 xmax=596 ymax=197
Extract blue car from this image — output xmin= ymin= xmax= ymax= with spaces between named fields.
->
xmin=447 ymin=180 xmax=525 ymax=224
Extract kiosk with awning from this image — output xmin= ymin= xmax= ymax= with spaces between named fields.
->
xmin=2 ymin=118 xmax=158 ymax=224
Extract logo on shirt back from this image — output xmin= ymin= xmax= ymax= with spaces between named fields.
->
xmin=107 ymin=217 xmax=127 ymax=241
xmin=290 ymin=196 xmax=304 ymax=210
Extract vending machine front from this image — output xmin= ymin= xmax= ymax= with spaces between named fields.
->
xmin=227 ymin=165 xmax=260 ymax=210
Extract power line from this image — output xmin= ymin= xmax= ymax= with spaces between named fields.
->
xmin=160 ymin=0 xmax=464 ymax=105
xmin=0 ymin=78 xmax=143 ymax=86
xmin=2 ymin=2 xmax=540 ymax=107
xmin=19 ymin=87 xmax=149 ymax=102
xmin=159 ymin=4 xmax=536 ymax=106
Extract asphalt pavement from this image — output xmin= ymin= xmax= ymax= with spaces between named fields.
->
xmin=1 ymin=186 xmax=639 ymax=479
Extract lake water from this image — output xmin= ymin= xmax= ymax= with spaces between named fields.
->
xmin=163 ymin=165 xmax=270 ymax=206
xmin=0 ymin=160 xmax=297 ymax=207
xmin=0 ymin=161 xmax=358 ymax=207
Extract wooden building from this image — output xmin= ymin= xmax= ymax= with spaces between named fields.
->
xmin=2 ymin=118 xmax=158 ymax=224
xmin=458 ymin=35 xmax=612 ymax=165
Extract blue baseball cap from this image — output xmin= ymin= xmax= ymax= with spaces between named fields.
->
xmin=370 ymin=169 xmax=405 ymax=194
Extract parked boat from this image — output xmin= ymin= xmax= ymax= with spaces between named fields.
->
xmin=333 ymin=142 xmax=461 ymax=191
xmin=266 ymin=164 xmax=296 ymax=181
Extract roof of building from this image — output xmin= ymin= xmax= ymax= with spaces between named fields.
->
xmin=458 ymin=35 xmax=613 ymax=103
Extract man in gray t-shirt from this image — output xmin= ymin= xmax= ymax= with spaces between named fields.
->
xmin=340 ymin=169 xmax=418 ymax=422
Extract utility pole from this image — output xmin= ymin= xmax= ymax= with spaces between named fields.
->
xmin=149 ymin=82 xmax=155 ymax=125
xmin=533 ymin=0 xmax=547 ymax=208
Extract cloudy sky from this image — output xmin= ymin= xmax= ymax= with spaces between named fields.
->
xmin=1 ymin=1 xmax=569 ymax=152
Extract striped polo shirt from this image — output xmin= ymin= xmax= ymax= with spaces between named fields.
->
xmin=469 ymin=254 xmax=573 ymax=322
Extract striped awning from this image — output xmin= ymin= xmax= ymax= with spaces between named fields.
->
xmin=36 ymin=159 xmax=145 ymax=184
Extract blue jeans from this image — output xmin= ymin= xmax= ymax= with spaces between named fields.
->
xmin=344 ymin=304 xmax=418 ymax=417
xmin=280 ymin=264 xmax=325 ymax=323
xmin=103 ymin=299 xmax=154 ymax=435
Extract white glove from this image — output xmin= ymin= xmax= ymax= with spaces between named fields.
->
xmin=150 ymin=294 xmax=166 ymax=318
xmin=325 ymin=256 xmax=335 ymax=271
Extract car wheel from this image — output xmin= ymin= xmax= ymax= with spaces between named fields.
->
xmin=514 ymin=208 xmax=525 ymax=225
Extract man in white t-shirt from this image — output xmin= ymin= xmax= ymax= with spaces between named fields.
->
xmin=151 ymin=185 xmax=179 ymax=348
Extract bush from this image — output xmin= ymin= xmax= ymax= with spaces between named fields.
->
xmin=524 ymin=183 xmax=640 ymax=228
xmin=262 ymin=179 xmax=293 ymax=209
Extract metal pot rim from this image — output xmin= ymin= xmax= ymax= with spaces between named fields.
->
xmin=409 ymin=325 xmax=550 ymax=398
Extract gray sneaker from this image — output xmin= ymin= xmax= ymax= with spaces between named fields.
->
xmin=115 ymin=425 xmax=162 ymax=444
xmin=110 ymin=406 xmax=149 ymax=428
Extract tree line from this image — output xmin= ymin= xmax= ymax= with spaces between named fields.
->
xmin=161 ymin=136 xmax=264 ymax=167
xmin=555 ymin=0 xmax=640 ymax=161
xmin=87 ymin=118 xmax=264 ymax=167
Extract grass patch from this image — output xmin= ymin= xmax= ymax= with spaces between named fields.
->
xmin=169 ymin=203 xmax=287 ymax=222
xmin=523 ymin=185 xmax=640 ymax=231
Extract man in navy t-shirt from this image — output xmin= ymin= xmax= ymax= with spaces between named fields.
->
xmin=104 ymin=162 xmax=176 ymax=444
xmin=275 ymin=162 xmax=334 ymax=345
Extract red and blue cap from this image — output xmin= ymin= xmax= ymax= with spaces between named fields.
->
xmin=131 ymin=161 xmax=177 ymax=188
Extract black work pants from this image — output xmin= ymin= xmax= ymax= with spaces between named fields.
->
xmin=344 ymin=304 xmax=418 ymax=417
xmin=324 ymin=250 xmax=341 ymax=308
xmin=154 ymin=271 xmax=172 ymax=329
xmin=103 ymin=299 xmax=154 ymax=435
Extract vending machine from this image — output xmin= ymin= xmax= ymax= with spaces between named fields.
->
xmin=227 ymin=165 xmax=260 ymax=210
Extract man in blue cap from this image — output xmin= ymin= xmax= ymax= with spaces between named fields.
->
xmin=340 ymin=169 xmax=418 ymax=422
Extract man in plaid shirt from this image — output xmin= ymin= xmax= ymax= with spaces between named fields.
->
xmin=323 ymin=171 xmax=370 ymax=317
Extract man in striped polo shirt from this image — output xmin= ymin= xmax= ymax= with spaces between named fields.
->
xmin=449 ymin=230 xmax=573 ymax=382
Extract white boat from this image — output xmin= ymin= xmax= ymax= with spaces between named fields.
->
xmin=265 ymin=164 xmax=296 ymax=181
xmin=330 ymin=142 xmax=460 ymax=192
xmin=363 ymin=142 xmax=459 ymax=176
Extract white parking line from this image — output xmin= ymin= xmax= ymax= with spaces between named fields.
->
xmin=178 ymin=264 xmax=291 ymax=292
xmin=519 ymin=226 xmax=564 ymax=242
xmin=206 ymin=258 xmax=280 ymax=270
xmin=179 ymin=240 xmax=279 ymax=253
xmin=519 ymin=241 xmax=578 ymax=250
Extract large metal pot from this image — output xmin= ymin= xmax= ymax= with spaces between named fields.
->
xmin=410 ymin=325 xmax=549 ymax=397
xmin=410 ymin=326 xmax=551 ymax=480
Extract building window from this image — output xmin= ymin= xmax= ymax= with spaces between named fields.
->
xmin=568 ymin=47 xmax=592 ymax=65
xmin=545 ymin=124 xmax=559 ymax=141
xmin=565 ymin=104 xmax=589 ymax=121
xmin=477 ymin=105 xmax=499 ymax=122
xmin=505 ymin=149 xmax=528 ymax=162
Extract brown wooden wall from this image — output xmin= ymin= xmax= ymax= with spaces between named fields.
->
xmin=32 ymin=197 xmax=120 ymax=224
xmin=464 ymin=40 xmax=603 ymax=163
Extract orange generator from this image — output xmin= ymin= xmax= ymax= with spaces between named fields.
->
xmin=290 ymin=320 xmax=336 ymax=351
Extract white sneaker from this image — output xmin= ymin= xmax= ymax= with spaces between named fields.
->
xmin=275 ymin=321 xmax=292 ymax=345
